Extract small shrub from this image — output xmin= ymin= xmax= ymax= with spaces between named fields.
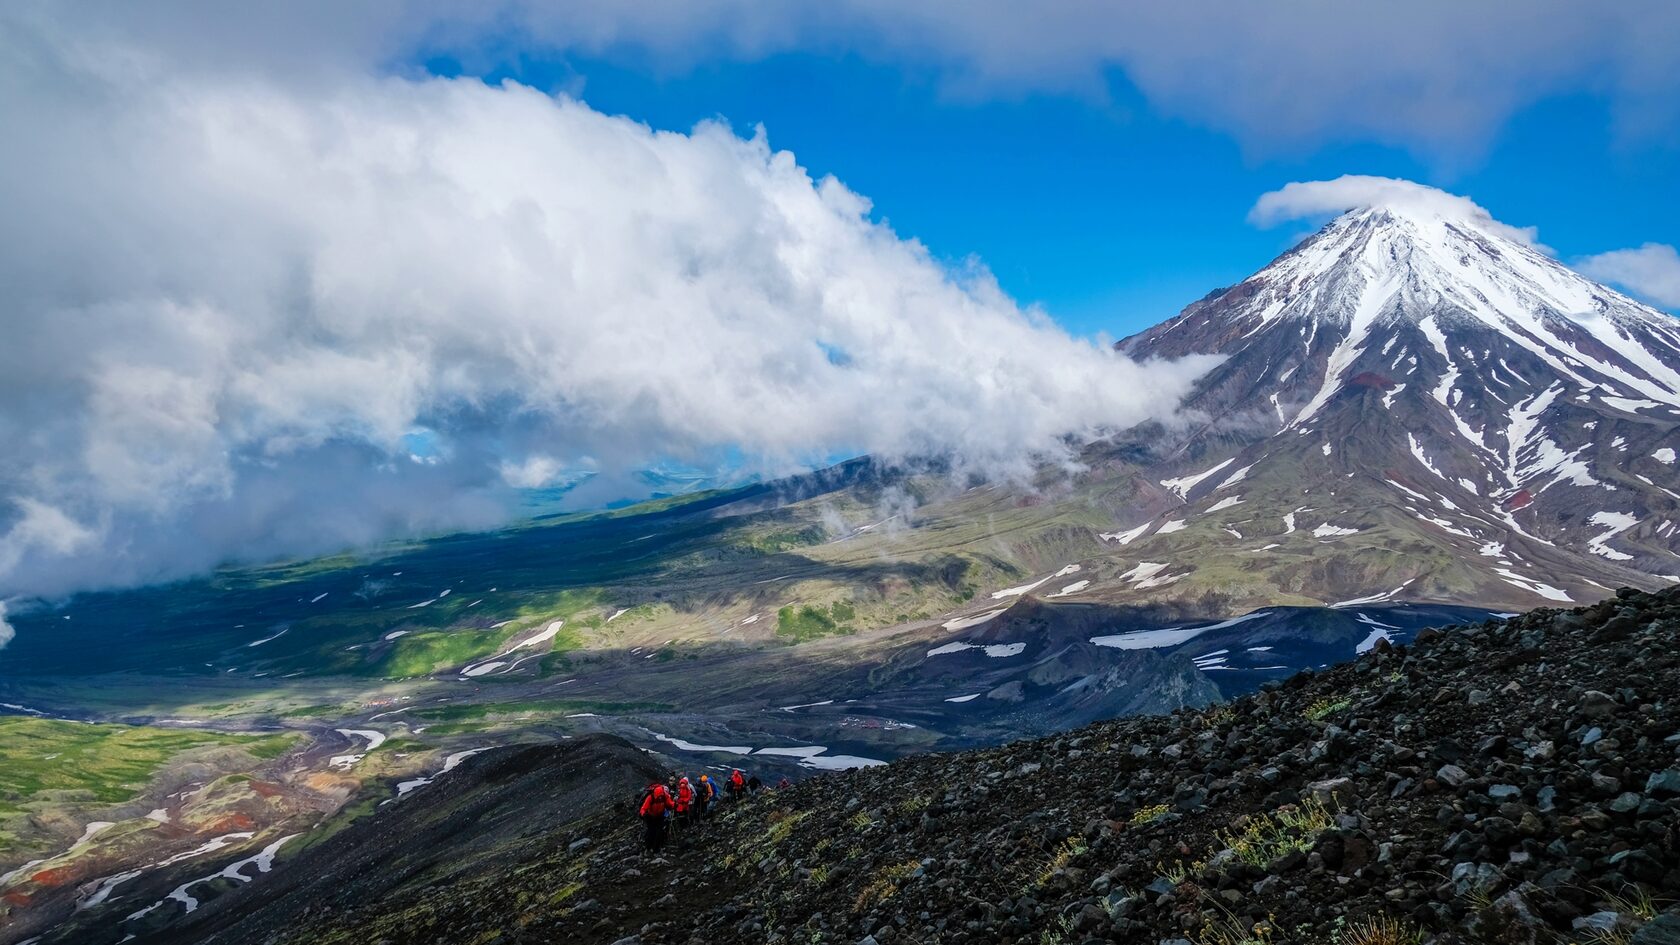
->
xmin=1600 ymin=886 xmax=1661 ymax=922
xmin=1337 ymin=914 xmax=1422 ymax=945
xmin=1198 ymin=704 xmax=1236 ymax=729
xmin=853 ymin=860 xmax=919 ymax=912
xmin=1017 ymin=836 xmax=1088 ymax=894
xmin=1039 ymin=913 xmax=1077 ymax=945
xmin=1130 ymin=803 xmax=1171 ymax=826
xmin=896 ymin=794 xmax=931 ymax=815
xmin=1215 ymin=797 xmax=1335 ymax=868
xmin=1304 ymin=696 xmax=1352 ymax=721
xmin=1197 ymin=911 xmax=1276 ymax=945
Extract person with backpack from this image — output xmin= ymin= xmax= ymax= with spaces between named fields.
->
xmin=746 ymin=773 xmax=763 ymax=795
xmin=638 ymin=782 xmax=672 ymax=852
xmin=675 ymin=776 xmax=695 ymax=830
xmin=728 ymin=768 xmax=746 ymax=802
xmin=695 ymin=774 xmax=717 ymax=819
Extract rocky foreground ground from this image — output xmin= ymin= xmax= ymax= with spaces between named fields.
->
xmin=203 ymin=587 xmax=1680 ymax=945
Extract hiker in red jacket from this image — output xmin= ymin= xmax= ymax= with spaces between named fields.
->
xmin=729 ymin=768 xmax=746 ymax=802
xmin=675 ymin=776 xmax=696 ymax=830
xmin=638 ymin=782 xmax=672 ymax=852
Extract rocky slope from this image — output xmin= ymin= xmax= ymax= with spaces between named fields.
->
xmin=1109 ymin=201 xmax=1680 ymax=609
xmin=160 ymin=585 xmax=1680 ymax=945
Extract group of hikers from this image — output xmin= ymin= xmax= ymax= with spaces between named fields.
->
xmin=635 ymin=768 xmax=790 ymax=852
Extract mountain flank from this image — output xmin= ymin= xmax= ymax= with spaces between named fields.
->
xmin=153 ymin=585 xmax=1680 ymax=945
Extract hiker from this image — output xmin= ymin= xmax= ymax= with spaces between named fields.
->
xmin=675 ymin=776 xmax=695 ymax=830
xmin=746 ymin=773 xmax=763 ymax=795
xmin=728 ymin=768 xmax=746 ymax=802
xmin=696 ymin=773 xmax=717 ymax=819
xmin=638 ymin=782 xmax=672 ymax=852
xmin=776 ymin=776 xmax=792 ymax=790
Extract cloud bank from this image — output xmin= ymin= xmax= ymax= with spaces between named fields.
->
xmin=21 ymin=2 xmax=1680 ymax=157
xmin=0 ymin=17 xmax=1212 ymax=602
xmin=1248 ymin=176 xmax=1543 ymax=247
xmin=1577 ymin=244 xmax=1680 ymax=308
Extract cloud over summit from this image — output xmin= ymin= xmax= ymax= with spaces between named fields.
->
xmin=0 ymin=22 xmax=1211 ymax=601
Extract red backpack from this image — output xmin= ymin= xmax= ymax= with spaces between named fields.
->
xmin=639 ymin=785 xmax=669 ymax=817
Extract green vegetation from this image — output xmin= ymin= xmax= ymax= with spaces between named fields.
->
xmin=1304 ymin=696 xmax=1353 ymax=721
xmin=376 ymin=627 xmax=518 ymax=677
xmin=775 ymin=602 xmax=857 ymax=642
xmin=735 ymin=525 xmax=825 ymax=554
xmin=0 ymin=718 xmax=298 ymax=851
xmin=853 ymin=858 xmax=919 ymax=912
xmin=1129 ymin=803 xmax=1171 ymax=826
xmin=1215 ymin=797 xmax=1336 ymax=868
xmin=1337 ymin=914 xmax=1423 ymax=945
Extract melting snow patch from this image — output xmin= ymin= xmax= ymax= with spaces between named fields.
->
xmin=461 ymin=661 xmax=506 ymax=677
xmin=75 ymin=821 xmax=116 ymax=846
xmin=941 ymin=609 xmax=1007 ymax=631
xmin=1312 ymin=523 xmax=1359 ymax=538
xmin=1048 ymin=580 xmax=1089 ymax=598
xmin=1156 ymin=519 xmax=1188 ymax=534
xmin=152 ymin=834 xmax=297 ymax=916
xmin=653 ymin=733 xmax=752 ymax=755
xmin=1090 ymin=611 xmax=1267 ymax=651
xmin=926 ymin=641 xmax=1027 ymax=658
xmin=1586 ymin=511 xmax=1638 ymax=561
xmin=1054 ymin=564 xmax=1082 ymax=577
xmin=1160 ymin=459 xmax=1235 ymax=500
xmin=991 ymin=576 xmax=1053 ymax=599
xmin=945 ymin=694 xmax=981 ymax=703
xmin=1602 ymin=397 xmax=1661 ymax=414
xmin=1331 ymin=578 xmax=1417 ymax=608
xmin=309 ymin=592 xmax=328 ymax=604
xmin=1217 ymin=464 xmax=1256 ymax=490
xmin=1654 ymin=448 xmax=1676 ymax=465
xmin=1494 ymin=568 xmax=1572 ymax=602
xmin=778 ymin=700 xmax=835 ymax=712
xmin=1098 ymin=523 xmax=1151 ymax=545
xmin=1206 ymin=495 xmax=1243 ymax=513
xmin=394 ymin=748 xmax=490 ymax=800
xmin=246 ymin=628 xmax=288 ymax=648
xmin=328 ymin=729 xmax=387 ymax=768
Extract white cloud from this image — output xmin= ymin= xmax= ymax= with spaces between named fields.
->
xmin=1248 ymin=176 xmax=1544 ymax=247
xmin=0 ymin=20 xmax=1214 ymax=602
xmin=0 ymin=602 xmax=13 ymax=649
xmin=1576 ymin=243 xmax=1680 ymax=309
xmin=22 ymin=3 xmax=1678 ymax=156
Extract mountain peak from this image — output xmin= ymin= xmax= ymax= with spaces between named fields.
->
xmin=1118 ymin=191 xmax=1680 ymax=605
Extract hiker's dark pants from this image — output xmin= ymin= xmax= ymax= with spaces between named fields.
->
xmin=643 ymin=815 xmax=667 ymax=852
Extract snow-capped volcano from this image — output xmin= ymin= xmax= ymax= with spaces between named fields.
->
xmin=1110 ymin=195 xmax=1680 ymax=607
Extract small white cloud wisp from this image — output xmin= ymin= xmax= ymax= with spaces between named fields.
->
xmin=1577 ymin=243 xmax=1680 ymax=309
xmin=0 ymin=31 xmax=1214 ymax=604
xmin=1249 ymin=175 xmax=1543 ymax=248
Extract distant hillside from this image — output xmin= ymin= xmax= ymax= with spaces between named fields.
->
xmin=134 ymin=585 xmax=1680 ymax=945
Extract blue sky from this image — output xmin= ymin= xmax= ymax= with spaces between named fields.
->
xmin=431 ymin=47 xmax=1680 ymax=338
